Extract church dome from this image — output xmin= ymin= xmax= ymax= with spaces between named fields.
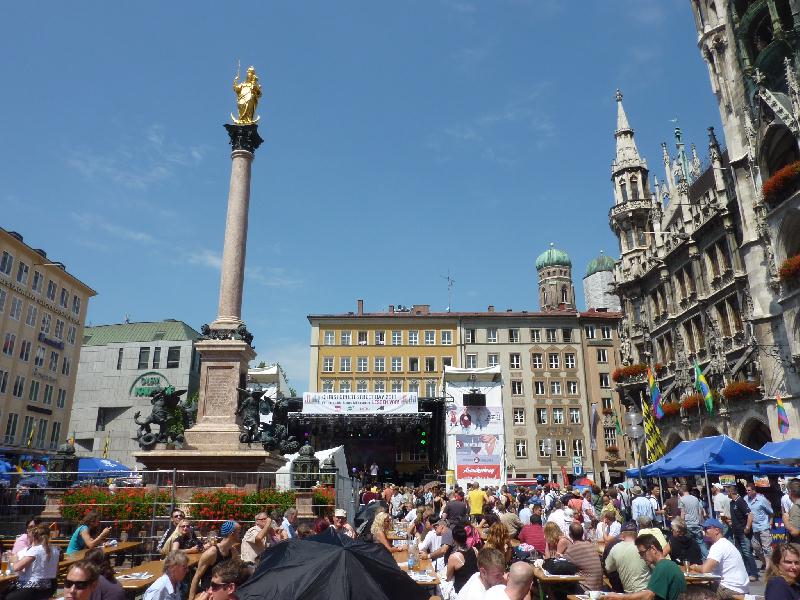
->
xmin=535 ymin=244 xmax=572 ymax=270
xmin=584 ymin=251 xmax=615 ymax=278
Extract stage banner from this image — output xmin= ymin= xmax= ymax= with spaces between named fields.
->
xmin=455 ymin=434 xmax=502 ymax=485
xmin=445 ymin=405 xmax=503 ymax=435
xmin=302 ymin=392 xmax=418 ymax=415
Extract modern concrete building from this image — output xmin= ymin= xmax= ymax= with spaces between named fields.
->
xmin=0 ymin=228 xmax=95 ymax=459
xmin=69 ymin=320 xmax=201 ymax=467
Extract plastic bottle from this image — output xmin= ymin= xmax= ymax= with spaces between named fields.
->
xmin=407 ymin=540 xmax=417 ymax=571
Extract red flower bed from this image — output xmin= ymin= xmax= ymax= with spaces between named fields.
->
xmin=762 ymin=161 xmax=800 ymax=207
xmin=60 ymin=487 xmax=172 ymax=531
xmin=722 ymin=381 xmax=759 ymax=401
xmin=611 ymin=363 xmax=648 ymax=382
xmin=779 ymin=255 xmax=800 ymax=282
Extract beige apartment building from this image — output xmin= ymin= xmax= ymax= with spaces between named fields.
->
xmin=0 ymin=228 xmax=95 ymax=458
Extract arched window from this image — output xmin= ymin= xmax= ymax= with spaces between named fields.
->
xmin=620 ymin=181 xmax=628 ymax=203
xmin=761 ymin=125 xmax=800 ymax=178
xmin=631 ymin=177 xmax=640 ymax=200
xmin=561 ymin=286 xmax=569 ymax=304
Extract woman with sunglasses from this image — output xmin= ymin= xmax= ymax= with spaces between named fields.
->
xmin=766 ymin=543 xmax=800 ymax=600
xmin=7 ymin=525 xmax=60 ymax=600
xmin=171 ymin=520 xmax=204 ymax=554
xmin=157 ymin=510 xmax=186 ymax=556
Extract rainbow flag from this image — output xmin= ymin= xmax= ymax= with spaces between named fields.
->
xmin=777 ymin=394 xmax=790 ymax=434
xmin=693 ymin=360 xmax=714 ymax=414
xmin=648 ymin=366 xmax=664 ymax=419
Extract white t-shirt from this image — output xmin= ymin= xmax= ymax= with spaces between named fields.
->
xmin=596 ymin=520 xmax=621 ymax=541
xmin=457 ymin=572 xmax=488 ymax=600
xmin=418 ymin=530 xmax=444 ymax=571
xmin=404 ymin=508 xmax=418 ymax=523
xmin=708 ymin=537 xmax=750 ymax=594
xmin=547 ymin=509 xmax=570 ymax=537
xmin=484 ymin=584 xmax=509 ymax=599
xmin=19 ymin=544 xmax=60 ymax=584
xmin=782 ymin=493 xmax=793 ymax=516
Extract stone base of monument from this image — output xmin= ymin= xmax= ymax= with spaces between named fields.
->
xmin=133 ymin=448 xmax=286 ymax=486
xmin=40 ymin=489 xmax=66 ymax=520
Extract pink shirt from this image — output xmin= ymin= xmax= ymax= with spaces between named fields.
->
xmin=11 ymin=533 xmax=30 ymax=556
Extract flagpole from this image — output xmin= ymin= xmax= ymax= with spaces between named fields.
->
xmin=704 ymin=461 xmax=714 ymax=519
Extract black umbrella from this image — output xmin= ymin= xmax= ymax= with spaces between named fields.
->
xmin=236 ymin=529 xmax=427 ymax=600
xmin=353 ymin=500 xmax=387 ymax=528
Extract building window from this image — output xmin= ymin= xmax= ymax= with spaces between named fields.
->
xmin=404 ymin=357 xmax=417 ymax=372
xmin=10 ymin=297 xmax=22 ymax=320
xmin=568 ymin=380 xmax=578 ymax=395
xmin=601 ymin=326 xmax=612 ymax=340
xmin=392 ymin=331 xmax=402 ymax=345
xmin=46 ymin=280 xmax=56 ymax=301
xmin=538 ymin=440 xmax=549 ymax=457
xmin=339 ymin=380 xmax=351 ymax=393
xmin=562 ymin=328 xmax=573 ymax=342
xmin=548 ymin=353 xmax=560 ymax=369
xmin=71 ymin=296 xmax=81 ymax=317
xmin=391 ymin=380 xmax=403 ymax=393
xmin=532 ymin=353 xmax=543 ymax=369
xmin=322 ymin=380 xmax=334 ymax=392
xmin=138 ymin=347 xmax=150 ymax=370
xmin=513 ymin=408 xmax=525 ymax=425
xmin=19 ymin=340 xmax=31 ymax=362
xmin=374 ymin=357 xmax=385 ymax=372
xmin=0 ymin=369 xmax=7 ymax=394
xmin=374 ymin=380 xmax=385 ymax=393
xmin=20 ymin=417 xmax=33 ymax=450
xmin=551 ymin=381 xmax=562 ymax=395
xmin=599 ymin=373 xmax=611 ymax=388
xmin=573 ymin=439 xmax=584 ymax=457
xmin=28 ymin=380 xmax=40 ymax=402
xmin=604 ymin=427 xmax=617 ymax=448
xmin=35 ymin=419 xmax=47 ymax=449
xmin=49 ymin=421 xmax=61 ymax=449
xmin=391 ymin=357 xmax=402 ymax=372
xmin=166 ymin=347 xmax=180 ymax=368
xmin=322 ymin=357 xmax=334 ymax=372
xmin=534 ymin=381 xmax=545 ymax=395
xmin=424 ymin=330 xmax=435 ymax=345
xmin=324 ymin=331 xmax=335 ymax=345
xmin=24 ymin=305 xmax=37 ymax=327
xmin=40 ymin=313 xmax=51 ymax=334
xmin=530 ymin=329 xmax=541 ymax=343
xmin=569 ymin=408 xmax=581 ymax=424
xmin=0 ymin=289 xmax=5 ymax=313
xmin=116 ymin=348 xmax=123 ymax=370
xmin=552 ymin=408 xmax=564 ymax=424
xmin=466 ymin=329 xmax=476 ymax=344
xmin=546 ymin=329 xmax=557 ymax=343
xmin=488 ymin=354 xmax=499 ymax=367
xmin=2 ymin=333 xmax=15 ymax=357
xmin=585 ymin=325 xmax=596 ymax=339
xmin=565 ymin=353 xmax=575 ymax=369
xmin=442 ymin=357 xmax=452 ymax=368
xmin=357 ymin=357 xmax=368 ymax=372
xmin=408 ymin=331 xmax=419 ymax=346
xmin=511 ymin=380 xmax=523 ymax=395
xmin=43 ymin=384 xmax=53 ymax=405
xmin=509 ymin=329 xmax=520 ymax=343
xmin=597 ymin=349 xmax=608 ymax=363
xmin=357 ymin=331 xmax=368 ymax=345
xmin=441 ymin=330 xmax=452 ymax=345
xmin=375 ymin=330 xmax=385 ymax=345
xmin=515 ymin=439 xmax=528 ymax=458
xmin=0 ymin=251 xmax=12 ymax=276
xmin=340 ymin=331 xmax=351 ymax=346
xmin=12 ymin=376 xmax=25 ymax=398
xmin=424 ymin=357 xmax=436 ymax=372
xmin=555 ymin=439 xmax=567 ymax=457
xmin=34 ymin=347 xmax=45 ymax=368
xmin=602 ymin=396 xmax=613 ymax=410
xmin=31 ymin=270 xmax=43 ymax=293
xmin=340 ymin=357 xmax=351 ymax=372
xmin=466 ymin=354 xmax=477 ymax=369
xmin=152 ymin=347 xmax=161 ymax=369
xmin=16 ymin=261 xmax=29 ymax=285
xmin=54 ymin=319 xmax=64 ymax=340
xmin=425 ymin=380 xmax=437 ymax=396
xmin=59 ymin=288 xmax=68 ymax=309
xmin=4 ymin=413 xmax=18 ymax=444
xmin=48 ymin=351 xmax=59 ymax=372
xmin=356 ymin=380 xmax=368 ymax=393
xmin=67 ymin=325 xmax=76 ymax=345
xmin=487 ymin=328 xmax=498 ymax=343
xmin=409 ymin=380 xmax=419 ymax=394
xmin=536 ymin=408 xmax=548 ymax=424
xmin=509 ymin=353 xmax=521 ymax=369
xmin=61 ymin=357 xmax=71 ymax=376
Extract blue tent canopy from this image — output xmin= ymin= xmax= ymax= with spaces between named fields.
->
xmin=626 ymin=435 xmax=799 ymax=478
xmin=78 ymin=457 xmax=134 ymax=479
xmin=760 ymin=439 xmax=800 ymax=459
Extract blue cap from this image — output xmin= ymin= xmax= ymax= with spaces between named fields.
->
xmin=220 ymin=520 xmax=237 ymax=536
xmin=702 ymin=518 xmax=725 ymax=530
xmin=529 ymin=497 xmax=542 ymax=505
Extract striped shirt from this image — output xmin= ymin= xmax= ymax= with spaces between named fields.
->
xmin=564 ymin=541 xmax=604 ymax=591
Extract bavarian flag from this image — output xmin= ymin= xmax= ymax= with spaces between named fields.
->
xmin=647 ymin=366 xmax=664 ymax=419
xmin=693 ymin=360 xmax=714 ymax=414
xmin=642 ymin=398 xmax=666 ymax=462
xmin=778 ymin=394 xmax=790 ymax=435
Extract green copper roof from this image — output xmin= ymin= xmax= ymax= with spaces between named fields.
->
xmin=585 ymin=252 xmax=616 ymax=277
xmin=535 ymin=244 xmax=572 ymax=270
xmin=82 ymin=320 xmax=201 ymax=346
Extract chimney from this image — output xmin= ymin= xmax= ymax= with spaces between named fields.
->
xmin=389 ymin=305 xmax=395 ymax=314
xmin=487 ymin=305 xmax=495 ymax=312
xmin=412 ymin=304 xmax=430 ymax=315
xmin=357 ymin=299 xmax=364 ymax=316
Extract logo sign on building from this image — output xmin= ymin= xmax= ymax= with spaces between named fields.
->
xmin=302 ymin=393 xmax=418 ymax=415
xmin=129 ymin=372 xmax=172 ymax=398
xmin=455 ymin=434 xmax=502 ymax=483
xmin=445 ymin=405 xmax=502 ymax=435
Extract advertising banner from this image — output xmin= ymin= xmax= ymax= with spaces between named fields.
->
xmin=455 ymin=434 xmax=502 ymax=484
xmin=445 ymin=406 xmax=503 ymax=435
xmin=302 ymin=392 xmax=418 ymax=415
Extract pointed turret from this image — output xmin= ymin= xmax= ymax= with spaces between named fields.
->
xmin=613 ymin=90 xmax=647 ymax=174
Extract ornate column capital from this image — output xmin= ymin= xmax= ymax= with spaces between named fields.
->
xmin=224 ymin=123 xmax=264 ymax=154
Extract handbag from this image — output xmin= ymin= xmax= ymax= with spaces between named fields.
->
xmin=542 ymin=557 xmax=579 ymax=575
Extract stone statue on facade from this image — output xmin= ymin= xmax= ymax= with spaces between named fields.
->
xmin=619 ymin=324 xmax=632 ymax=365
xmin=134 ymin=386 xmax=190 ymax=448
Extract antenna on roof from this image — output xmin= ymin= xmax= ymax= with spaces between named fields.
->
xmin=124 ymin=314 xmax=130 ymax=324
xmin=442 ymin=269 xmax=455 ymax=313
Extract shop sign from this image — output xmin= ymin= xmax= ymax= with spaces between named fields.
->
xmin=129 ymin=372 xmax=172 ymax=397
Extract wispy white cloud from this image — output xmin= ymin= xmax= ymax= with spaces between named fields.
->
xmin=181 ymin=247 xmax=303 ymax=289
xmin=184 ymin=248 xmax=223 ymax=269
xmin=71 ymin=212 xmax=156 ymax=243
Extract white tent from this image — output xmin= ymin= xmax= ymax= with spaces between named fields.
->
xmin=276 ymin=445 xmax=356 ymax=521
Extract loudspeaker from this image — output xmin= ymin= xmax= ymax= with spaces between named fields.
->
xmin=462 ymin=393 xmax=486 ymax=406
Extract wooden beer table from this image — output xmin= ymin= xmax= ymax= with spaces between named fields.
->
xmin=534 ymin=567 xmax=584 ymax=600
xmin=394 ymin=549 xmax=440 ymax=587
xmin=61 ymin=540 xmax=143 ymax=566
xmin=115 ymin=554 xmax=201 ymax=594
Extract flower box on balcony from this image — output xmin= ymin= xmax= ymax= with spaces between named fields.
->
xmin=763 ymin=161 xmax=800 ymax=208
xmin=680 ymin=393 xmax=704 ymax=411
xmin=722 ymin=381 xmax=760 ymax=401
xmin=602 ymin=407 xmax=614 ymax=416
xmin=779 ymin=255 xmax=800 ymax=283
xmin=661 ymin=402 xmax=680 ymax=417
xmin=611 ymin=363 xmax=648 ymax=383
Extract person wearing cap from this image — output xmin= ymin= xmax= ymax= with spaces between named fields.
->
xmin=422 ymin=517 xmax=453 ymax=569
xmin=605 ymin=533 xmax=686 ymax=600
xmin=605 ymin=521 xmax=651 ymax=594
xmin=631 ymin=487 xmax=656 ymax=523
xmin=189 ymin=520 xmax=240 ymax=600
xmin=711 ymin=483 xmax=731 ymax=523
xmin=745 ymin=482 xmax=774 ymax=571
xmin=679 ymin=484 xmax=707 ymax=559
xmin=726 ymin=485 xmax=759 ymax=581
xmin=331 ymin=508 xmax=355 ymax=538
xmin=418 ymin=515 xmax=445 ymax=570
xmin=689 ymin=518 xmax=750 ymax=598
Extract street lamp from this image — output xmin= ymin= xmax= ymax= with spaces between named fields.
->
xmin=625 ymin=410 xmax=645 ymax=483
xmin=542 ymin=438 xmax=553 ymax=485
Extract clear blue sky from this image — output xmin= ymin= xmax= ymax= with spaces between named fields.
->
xmin=1 ymin=1 xmax=722 ymax=394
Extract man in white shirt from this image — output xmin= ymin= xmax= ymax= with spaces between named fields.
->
xmin=484 ymin=562 xmax=535 ymax=600
xmin=240 ymin=512 xmax=269 ymax=565
xmin=546 ymin=503 xmax=571 ymax=537
xmin=418 ymin=515 xmax=444 ymax=570
xmin=711 ymin=483 xmax=731 ymax=521
xmin=688 ymin=518 xmax=750 ymax=598
xmin=143 ymin=550 xmax=190 ymax=600
xmin=457 ymin=547 xmax=507 ymax=600
xmin=596 ymin=510 xmax=621 ymax=543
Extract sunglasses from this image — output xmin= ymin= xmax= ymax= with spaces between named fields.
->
xmin=65 ymin=580 xmax=92 ymax=590
xmin=173 ymin=514 xmax=185 ymax=519
xmin=179 ymin=525 xmax=191 ymax=529
xmin=208 ymin=582 xmax=230 ymax=591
